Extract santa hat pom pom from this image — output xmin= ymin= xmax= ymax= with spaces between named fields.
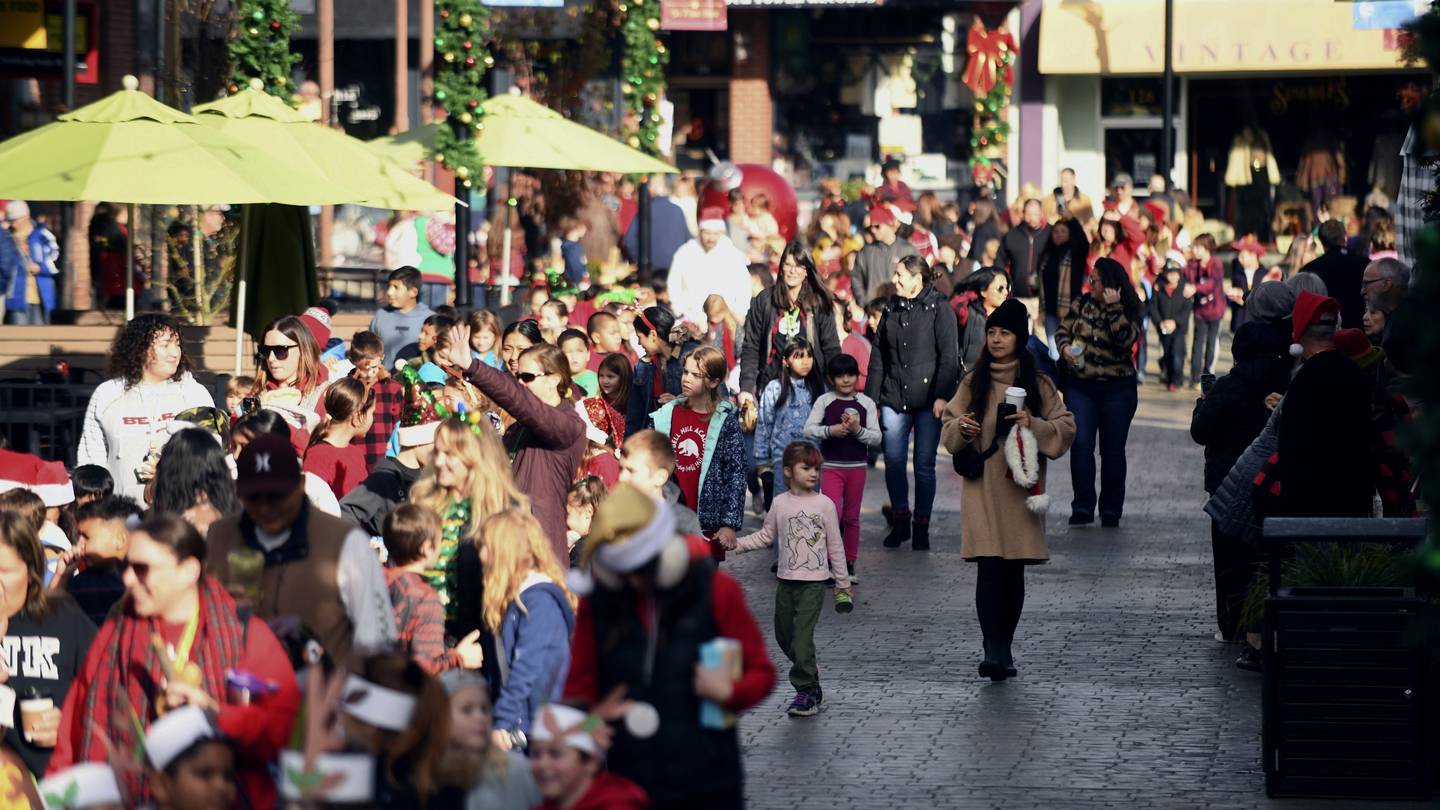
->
xmin=1025 ymin=493 xmax=1050 ymax=514
xmin=566 ymin=569 xmax=594 ymax=597
xmin=1289 ymin=343 xmax=1304 ymax=358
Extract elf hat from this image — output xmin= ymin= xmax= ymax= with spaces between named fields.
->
xmin=1290 ymin=289 xmax=1340 ymax=357
xmin=567 ymin=483 xmax=687 ymax=596
xmin=39 ymin=763 xmax=122 ymax=809
xmin=145 ymin=705 xmax=221 ymax=772
xmin=297 ymin=306 xmax=332 ymax=348
xmin=0 ymin=450 xmax=74 ymax=507
xmin=395 ymin=363 xmax=448 ymax=447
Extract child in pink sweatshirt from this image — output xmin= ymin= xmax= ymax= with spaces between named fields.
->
xmin=724 ymin=440 xmax=851 ymax=718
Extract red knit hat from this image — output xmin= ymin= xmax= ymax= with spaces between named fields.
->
xmin=868 ymin=207 xmax=897 ymax=227
xmin=1290 ymin=289 xmax=1339 ymax=357
xmin=298 ymin=306 xmax=332 ymax=348
xmin=1334 ymin=327 xmax=1382 ymax=369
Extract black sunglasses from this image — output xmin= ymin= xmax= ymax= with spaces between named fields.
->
xmin=515 ymin=371 xmax=548 ymax=384
xmin=259 ymin=343 xmax=296 ymax=360
xmin=118 ymin=559 xmax=152 ymax=581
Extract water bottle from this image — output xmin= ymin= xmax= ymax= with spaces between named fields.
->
xmin=1067 ymin=343 xmax=1085 ymax=370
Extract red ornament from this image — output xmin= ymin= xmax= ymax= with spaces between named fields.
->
xmin=464 ymin=56 xmax=477 ymax=68
xmin=699 ymin=163 xmax=799 ymax=242
xmin=269 ymin=19 xmax=281 ymax=30
xmin=462 ymin=40 xmax=473 ymax=50
xmin=467 ymin=98 xmax=479 ymax=110
xmin=440 ymin=8 xmax=450 ymax=17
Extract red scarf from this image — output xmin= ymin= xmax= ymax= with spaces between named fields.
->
xmin=707 ymin=321 xmax=735 ymax=371
xmin=77 ymin=576 xmax=247 ymax=802
xmin=583 ymin=395 xmax=626 ymax=448
xmin=952 ymin=291 xmax=980 ymax=327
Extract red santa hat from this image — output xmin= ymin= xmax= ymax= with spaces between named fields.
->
xmin=1290 ymin=289 xmax=1340 ymax=357
xmin=298 ymin=306 xmax=332 ymax=348
xmin=1003 ymin=425 xmax=1048 ymax=514
xmin=868 ymin=206 xmax=897 ymax=228
xmin=0 ymin=449 xmax=74 ymax=507
xmin=697 ymin=206 xmax=727 ymax=232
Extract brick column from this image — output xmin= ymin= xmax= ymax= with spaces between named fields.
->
xmin=728 ymin=11 xmax=771 ymax=165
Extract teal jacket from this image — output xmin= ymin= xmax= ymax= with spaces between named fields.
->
xmin=649 ymin=397 xmax=746 ymax=532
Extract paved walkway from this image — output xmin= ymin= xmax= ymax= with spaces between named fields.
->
xmin=724 ymin=379 xmax=1430 ymax=809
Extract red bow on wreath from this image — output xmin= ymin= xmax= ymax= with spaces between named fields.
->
xmin=961 ymin=22 xmax=1016 ymax=98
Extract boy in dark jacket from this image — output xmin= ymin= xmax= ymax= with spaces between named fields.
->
xmin=1148 ymin=256 xmax=1193 ymax=391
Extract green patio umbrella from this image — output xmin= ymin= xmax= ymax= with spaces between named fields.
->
xmin=0 ymin=76 xmax=351 ymax=323
xmin=193 ymin=87 xmax=459 ymax=211
xmin=367 ymin=93 xmax=679 ymax=175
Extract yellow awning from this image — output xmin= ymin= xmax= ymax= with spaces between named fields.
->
xmin=1039 ymin=0 xmax=1413 ymax=75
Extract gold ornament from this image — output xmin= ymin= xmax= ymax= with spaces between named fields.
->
xmin=457 ymin=165 xmax=470 ymax=178
xmin=444 ymin=52 xmax=456 ymax=63
xmin=459 ymin=13 xmax=472 ymax=26
xmin=646 ymin=17 xmax=659 ymax=30
xmin=459 ymin=112 xmax=473 ymax=124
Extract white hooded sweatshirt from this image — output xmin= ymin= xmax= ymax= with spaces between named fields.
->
xmin=77 ymin=374 xmax=215 ymax=501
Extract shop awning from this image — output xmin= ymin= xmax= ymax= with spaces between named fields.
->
xmin=1039 ymin=0 xmax=1416 ymax=75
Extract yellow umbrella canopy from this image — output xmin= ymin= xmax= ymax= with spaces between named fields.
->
xmin=0 ymin=76 xmax=350 ymax=205
xmin=193 ymin=88 xmax=459 ymax=211
xmin=368 ymin=93 xmax=678 ymax=174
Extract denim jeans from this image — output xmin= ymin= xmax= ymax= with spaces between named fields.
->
xmin=1064 ymin=375 xmax=1138 ymax=520
xmin=1190 ymin=317 xmax=1222 ymax=384
xmin=880 ymin=406 xmax=941 ymax=518
xmin=420 ymin=281 xmax=450 ymax=309
xmin=2 ymin=304 xmax=47 ymax=325
xmin=467 ymin=284 xmax=488 ymax=310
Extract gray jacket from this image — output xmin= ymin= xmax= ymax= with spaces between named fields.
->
xmin=851 ymin=237 xmax=919 ymax=305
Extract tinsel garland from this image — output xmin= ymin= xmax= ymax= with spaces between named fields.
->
xmin=620 ymin=0 xmax=668 ymax=155
xmin=434 ymin=0 xmax=493 ymax=187
xmin=227 ymin=0 xmax=301 ymax=98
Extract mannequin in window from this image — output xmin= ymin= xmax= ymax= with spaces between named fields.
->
xmin=1224 ymin=127 xmax=1280 ymax=243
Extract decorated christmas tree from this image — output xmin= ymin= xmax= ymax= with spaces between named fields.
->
xmin=227 ymin=0 xmax=301 ymax=98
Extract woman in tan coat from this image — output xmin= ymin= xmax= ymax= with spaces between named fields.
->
xmin=941 ymin=299 xmax=1075 ymax=682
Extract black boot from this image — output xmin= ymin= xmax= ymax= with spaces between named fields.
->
xmin=999 ymin=639 xmax=1018 ymax=678
xmin=978 ymin=639 xmax=1004 ymax=681
xmin=911 ymin=516 xmax=931 ymax=551
xmin=882 ymin=509 xmax=911 ymax=547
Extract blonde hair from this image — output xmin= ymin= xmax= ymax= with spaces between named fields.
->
xmin=478 ymin=509 xmax=574 ymax=632
xmin=703 ymin=294 xmax=739 ymax=336
xmin=409 ymin=419 xmax=529 ymax=545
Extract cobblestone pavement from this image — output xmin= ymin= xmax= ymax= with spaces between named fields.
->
xmin=723 ymin=375 xmax=1431 ymax=809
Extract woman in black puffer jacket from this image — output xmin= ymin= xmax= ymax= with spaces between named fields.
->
xmin=1189 ymin=320 xmax=1291 ymax=641
xmin=866 ymin=254 xmax=961 ymax=550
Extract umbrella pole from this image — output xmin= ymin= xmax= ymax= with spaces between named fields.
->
xmin=233 ymin=204 xmax=250 ymax=377
xmin=125 ymin=203 xmax=136 ymax=322
xmin=500 ymin=176 xmax=513 ymax=308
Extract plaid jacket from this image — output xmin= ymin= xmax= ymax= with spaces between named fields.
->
xmin=1396 ymin=125 xmax=1427 ymax=268
xmin=359 ymin=374 xmax=404 ymax=471
xmin=385 ymin=568 xmax=459 ymax=675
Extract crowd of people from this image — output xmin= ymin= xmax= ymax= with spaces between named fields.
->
xmin=0 ymin=155 xmax=1425 ymax=808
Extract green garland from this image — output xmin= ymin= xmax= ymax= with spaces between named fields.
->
xmin=620 ymin=0 xmax=668 ymax=155
xmin=227 ymin=0 xmax=301 ymax=97
xmin=434 ymin=0 xmax=493 ymax=187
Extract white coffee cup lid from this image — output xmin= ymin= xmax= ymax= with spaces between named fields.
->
xmin=1005 ymin=386 xmax=1026 ymax=396
xmin=624 ymin=701 xmax=660 ymax=739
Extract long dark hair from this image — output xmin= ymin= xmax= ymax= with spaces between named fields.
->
xmin=955 ymin=267 xmax=1008 ymax=299
xmin=774 ymin=337 xmax=823 ymax=411
xmin=152 ymin=428 xmax=240 ymax=518
xmin=965 ymin=333 xmax=1045 ymax=429
xmin=773 ymin=242 xmax=834 ymax=314
xmin=501 ymin=318 xmax=543 ymax=346
xmin=597 ymin=351 xmax=632 ymax=412
xmin=1092 ymin=257 xmax=1143 ymax=323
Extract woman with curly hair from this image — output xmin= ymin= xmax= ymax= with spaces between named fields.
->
xmin=249 ymin=315 xmax=330 ymax=448
xmin=149 ymin=427 xmax=240 ymax=534
xmin=77 ymin=313 xmax=214 ymax=501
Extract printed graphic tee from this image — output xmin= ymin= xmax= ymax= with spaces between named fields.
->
xmin=669 ymin=405 xmax=709 ymax=511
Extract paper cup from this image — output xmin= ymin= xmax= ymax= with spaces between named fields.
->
xmin=20 ymin=698 xmax=52 ymax=743
xmin=1004 ymin=387 xmax=1027 ymax=408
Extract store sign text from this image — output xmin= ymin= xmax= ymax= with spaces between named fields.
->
xmin=1270 ymin=79 xmax=1349 ymax=116
xmin=1142 ymin=40 xmax=1346 ymax=68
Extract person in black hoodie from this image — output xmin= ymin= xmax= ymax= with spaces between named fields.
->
xmin=1148 ymin=257 xmax=1193 ymax=391
xmin=1189 ymin=320 xmax=1291 ymax=641
xmin=1037 ymin=218 xmax=1088 ymax=354
xmin=866 ymin=255 xmax=961 ymax=550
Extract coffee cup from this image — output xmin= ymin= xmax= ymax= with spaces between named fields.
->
xmin=20 ymin=697 xmax=52 ymax=744
xmin=1004 ymin=387 xmax=1026 ymax=409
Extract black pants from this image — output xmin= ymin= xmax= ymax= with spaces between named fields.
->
xmin=1190 ymin=317 xmax=1222 ymax=384
xmin=1211 ymin=519 xmax=1256 ymax=640
xmin=975 ymin=557 xmax=1026 ymax=650
xmin=1156 ymin=324 xmax=1187 ymax=385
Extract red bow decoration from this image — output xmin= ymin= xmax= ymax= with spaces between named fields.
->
xmin=961 ymin=22 xmax=1016 ymax=98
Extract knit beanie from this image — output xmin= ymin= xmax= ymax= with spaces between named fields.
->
xmin=297 ymin=306 xmax=332 ymax=348
xmin=986 ymin=298 xmax=1030 ymax=341
xmin=1334 ymin=327 xmax=1383 ymax=369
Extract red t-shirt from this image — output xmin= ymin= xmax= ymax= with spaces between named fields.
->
xmin=303 ymin=441 xmax=368 ymax=499
xmin=669 ymin=406 xmax=708 ymax=512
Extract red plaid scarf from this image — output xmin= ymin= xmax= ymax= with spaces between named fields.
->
xmin=583 ymin=395 xmax=626 ymax=448
xmin=77 ymin=575 xmax=247 ymax=802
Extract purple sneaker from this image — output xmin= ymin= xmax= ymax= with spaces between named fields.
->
xmin=786 ymin=690 xmax=818 ymax=717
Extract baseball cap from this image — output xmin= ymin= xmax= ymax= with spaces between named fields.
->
xmin=235 ymin=433 xmax=301 ymax=498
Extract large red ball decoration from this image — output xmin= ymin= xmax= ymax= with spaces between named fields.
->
xmin=698 ymin=162 xmax=798 ymax=243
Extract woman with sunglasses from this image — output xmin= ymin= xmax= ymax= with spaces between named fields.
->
xmin=443 ymin=326 xmax=586 ymax=567
xmin=954 ymin=268 xmax=1011 ymax=371
xmin=0 ymin=511 xmax=96 ymax=778
xmin=77 ymin=312 xmax=215 ymax=502
xmin=249 ymin=315 xmax=331 ymax=450
xmin=52 ymin=514 xmax=300 ymax=808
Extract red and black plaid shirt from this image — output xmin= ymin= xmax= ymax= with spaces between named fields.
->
xmin=359 ymin=374 xmax=404 ymax=471
xmin=385 ymin=568 xmax=458 ymax=675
